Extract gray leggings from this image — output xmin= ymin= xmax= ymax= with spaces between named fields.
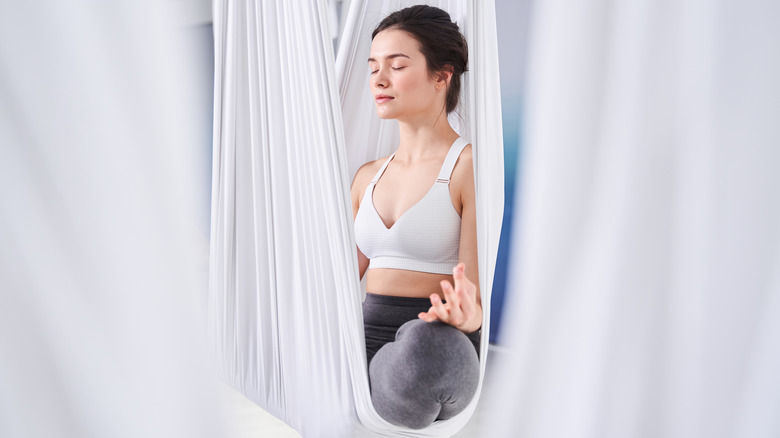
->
xmin=363 ymin=293 xmax=480 ymax=429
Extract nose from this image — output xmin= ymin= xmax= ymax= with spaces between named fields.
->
xmin=371 ymin=67 xmax=388 ymax=89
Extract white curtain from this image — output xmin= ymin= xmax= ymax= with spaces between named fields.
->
xmin=209 ymin=0 xmax=503 ymax=436
xmin=209 ymin=1 xmax=358 ymax=435
xmin=493 ymin=0 xmax=780 ymax=437
xmin=0 ymin=2 xmax=220 ymax=437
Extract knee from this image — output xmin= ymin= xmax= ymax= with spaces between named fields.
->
xmin=368 ymin=320 xmax=481 ymax=428
xmin=369 ymin=343 xmax=439 ymax=429
xmin=370 ymin=320 xmax=479 ymax=391
xmin=396 ymin=320 xmax=478 ymax=365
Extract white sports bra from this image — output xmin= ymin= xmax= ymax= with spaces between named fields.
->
xmin=354 ymin=138 xmax=469 ymax=275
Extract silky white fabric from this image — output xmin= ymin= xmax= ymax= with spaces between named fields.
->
xmin=493 ymin=0 xmax=780 ymax=437
xmin=0 ymin=2 xmax=220 ymax=437
xmin=209 ymin=1 xmax=358 ymax=436
xmin=209 ymin=0 xmax=503 ymax=436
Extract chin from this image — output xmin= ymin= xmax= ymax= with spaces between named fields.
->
xmin=375 ymin=110 xmax=398 ymax=120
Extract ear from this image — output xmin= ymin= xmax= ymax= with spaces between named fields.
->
xmin=435 ymin=66 xmax=454 ymax=90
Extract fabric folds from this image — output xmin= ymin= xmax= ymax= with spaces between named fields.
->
xmin=492 ymin=0 xmax=780 ymax=437
xmin=209 ymin=1 xmax=359 ymax=436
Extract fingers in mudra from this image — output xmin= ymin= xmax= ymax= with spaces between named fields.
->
xmin=418 ymin=263 xmax=475 ymax=330
xmin=424 ymin=293 xmax=448 ymax=322
xmin=454 ymin=263 xmax=477 ymax=320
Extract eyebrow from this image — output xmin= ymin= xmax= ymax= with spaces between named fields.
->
xmin=367 ymin=53 xmax=411 ymax=63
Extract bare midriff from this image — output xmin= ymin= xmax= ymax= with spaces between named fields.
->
xmin=366 ymin=268 xmax=453 ymax=298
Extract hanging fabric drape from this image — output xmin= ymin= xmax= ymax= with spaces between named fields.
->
xmin=209 ymin=0 xmax=503 ymax=436
xmin=209 ymin=1 xmax=358 ymax=435
xmin=0 ymin=2 xmax=221 ymax=437
xmin=491 ymin=0 xmax=780 ymax=437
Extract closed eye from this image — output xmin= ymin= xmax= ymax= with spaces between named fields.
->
xmin=369 ymin=66 xmax=405 ymax=75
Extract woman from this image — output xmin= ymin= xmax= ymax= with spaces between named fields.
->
xmin=351 ymin=5 xmax=482 ymax=429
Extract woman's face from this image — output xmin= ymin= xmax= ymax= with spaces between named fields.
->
xmin=368 ymin=29 xmax=445 ymax=122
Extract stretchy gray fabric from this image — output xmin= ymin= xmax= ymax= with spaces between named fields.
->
xmin=363 ymin=292 xmax=480 ymax=429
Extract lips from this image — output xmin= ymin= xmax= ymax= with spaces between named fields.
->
xmin=375 ymin=94 xmax=394 ymax=103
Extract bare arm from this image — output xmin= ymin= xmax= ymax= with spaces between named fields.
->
xmin=351 ymin=163 xmax=375 ymax=280
xmin=418 ymin=145 xmax=483 ymax=333
xmin=455 ymin=145 xmax=481 ymax=304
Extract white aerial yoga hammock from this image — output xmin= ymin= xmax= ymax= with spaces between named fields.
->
xmin=208 ymin=0 xmax=503 ymax=436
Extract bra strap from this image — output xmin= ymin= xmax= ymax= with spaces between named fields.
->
xmin=370 ymin=153 xmax=396 ymax=184
xmin=436 ymin=138 xmax=469 ymax=183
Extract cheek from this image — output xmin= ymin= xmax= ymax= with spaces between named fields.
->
xmin=397 ymin=73 xmax=435 ymax=98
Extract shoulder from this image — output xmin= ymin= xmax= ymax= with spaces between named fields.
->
xmin=350 ymin=157 xmax=387 ymax=199
xmin=351 ymin=157 xmax=386 ymax=188
xmin=451 ymin=143 xmax=474 ymax=197
xmin=457 ymin=143 xmax=473 ymax=164
xmin=452 ymin=143 xmax=474 ymax=180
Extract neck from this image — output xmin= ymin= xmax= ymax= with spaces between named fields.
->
xmin=395 ymin=112 xmax=460 ymax=162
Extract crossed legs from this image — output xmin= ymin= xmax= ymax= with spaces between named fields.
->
xmin=368 ymin=319 xmax=480 ymax=429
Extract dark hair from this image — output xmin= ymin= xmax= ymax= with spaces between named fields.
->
xmin=372 ymin=5 xmax=468 ymax=114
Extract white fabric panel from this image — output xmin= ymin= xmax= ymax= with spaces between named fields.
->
xmin=0 ymin=2 xmax=220 ymax=437
xmin=493 ymin=0 xmax=780 ymax=437
xmin=209 ymin=0 xmax=359 ymax=436
xmin=211 ymin=0 xmax=503 ymax=436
